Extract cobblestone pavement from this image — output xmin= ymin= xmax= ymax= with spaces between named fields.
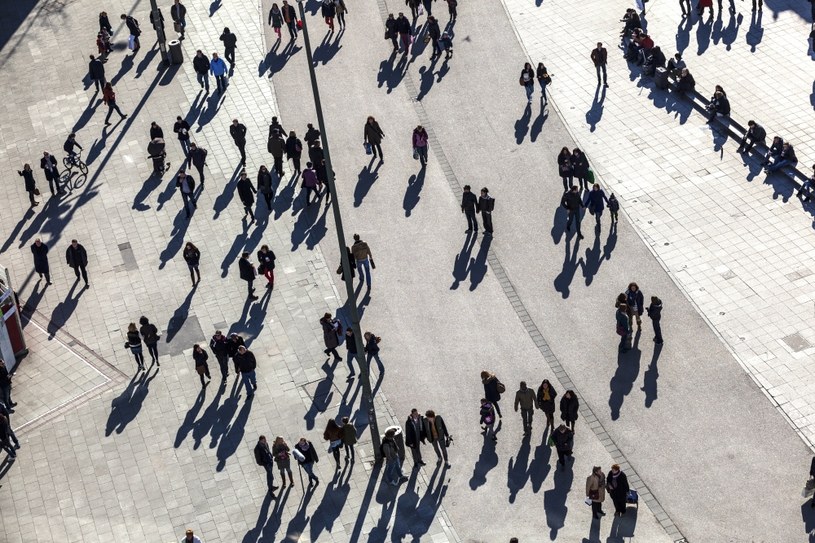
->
xmin=501 ymin=0 xmax=815 ymax=449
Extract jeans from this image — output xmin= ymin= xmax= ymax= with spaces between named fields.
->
xmin=215 ymin=74 xmax=227 ymax=93
xmin=415 ymin=145 xmax=428 ymax=165
xmin=344 ymin=441 xmax=355 ymax=460
xmin=263 ymin=464 xmax=276 ymax=491
xmin=524 ymin=84 xmax=533 ymax=102
xmin=595 ymin=64 xmax=607 ymax=84
xmin=197 ymin=72 xmax=210 ymax=91
xmin=566 ymin=210 xmax=582 ymax=234
xmin=145 ymin=342 xmax=159 ymax=362
xmin=738 ymin=137 xmax=760 ymax=154
xmin=105 ymin=101 xmax=125 ymax=123
xmin=241 ymin=370 xmax=257 ymax=395
xmin=766 ymin=159 xmax=793 ymax=173
xmin=465 ymin=209 xmax=478 ymax=231
xmin=181 ymin=191 xmax=196 ymax=217
xmin=520 ymin=407 xmax=533 ymax=429
xmin=215 ymin=352 xmax=229 ymax=378
xmin=287 ymin=21 xmax=298 ymax=39
xmin=302 ymin=461 xmax=318 ymax=481
xmin=386 ymin=457 xmax=403 ymax=483
xmin=180 ymin=139 xmax=190 ymax=157
xmin=131 ymin=346 xmax=145 ymax=368
xmin=409 ymin=444 xmax=423 ymax=465
xmin=356 ymin=258 xmax=371 ymax=288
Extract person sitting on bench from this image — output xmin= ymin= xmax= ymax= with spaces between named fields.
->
xmin=666 ymin=53 xmax=685 ymax=77
xmin=737 ymin=120 xmax=766 ymax=154
xmin=761 ymin=136 xmax=784 ymax=167
xmin=673 ymin=68 xmax=696 ymax=94
xmin=765 ymin=142 xmax=797 ymax=173
xmin=796 ymin=164 xmax=815 ymax=202
xmin=706 ymin=90 xmax=730 ymax=122
xmin=642 ymin=46 xmax=666 ymax=76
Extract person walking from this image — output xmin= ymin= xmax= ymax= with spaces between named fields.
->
xmin=587 ymin=466 xmax=607 ymax=519
xmin=295 ymin=437 xmax=320 ymax=485
xmin=385 ymin=14 xmax=399 ymax=51
xmin=479 ymin=398 xmax=498 ymax=442
xmin=121 ymin=13 xmax=142 ymax=52
xmin=0 ymin=401 xmax=20 ymax=450
xmin=606 ymin=464 xmax=630 ymax=517
xmin=364 ymin=331 xmax=383 ymax=374
xmin=646 ymin=296 xmax=663 ymax=344
xmin=570 ymin=149 xmax=590 ymax=192
xmin=320 ymin=313 xmax=343 ymax=361
xmin=625 ymin=282 xmax=644 ymax=329
xmin=193 ymin=344 xmax=211 ymax=386
xmin=230 ymin=119 xmax=248 ymax=165
xmin=422 ymin=0 xmax=435 ymax=17
xmin=102 ymin=83 xmax=127 ymax=126
xmin=461 ymin=185 xmax=479 ymax=233
xmin=424 ymin=410 xmax=450 ymax=465
xmin=180 ymin=529 xmax=202 ymax=543
xmin=174 ymin=116 xmax=192 ymax=157
xmin=193 ymin=50 xmax=211 ymax=92
xmin=446 ymin=0 xmax=458 ymax=21
xmin=125 ymin=323 xmax=146 ymax=371
xmin=257 ymin=245 xmax=276 ymax=289
xmin=426 ymin=16 xmax=441 ymax=59
xmin=561 ymin=185 xmax=585 ymax=240
xmin=66 ymin=239 xmax=89 ymax=286
xmin=257 ymin=166 xmax=274 ymax=210
xmin=269 ymin=3 xmax=283 ymax=39
xmin=557 ymin=147 xmax=573 ymax=192
xmin=0 ymin=361 xmax=16 ymax=413
xmin=537 ymin=379 xmax=558 ymax=433
xmin=480 ymin=370 xmax=503 ymax=418
xmin=183 ymin=242 xmax=201 ymax=285
xmin=616 ymin=302 xmax=631 ymax=353
xmin=88 ymin=54 xmax=106 ymax=92
xmin=536 ymin=62 xmax=551 ymax=104
xmin=301 ymin=162 xmax=319 ymax=205
xmin=17 ymin=164 xmax=39 ymax=207
xmin=267 ymin=129 xmax=285 ymax=178
xmin=149 ymin=8 xmax=165 ymax=36
xmin=254 ymin=436 xmax=280 ymax=494
xmin=149 ymin=122 xmax=164 ymax=140
xmin=170 ymin=0 xmax=187 ymax=39
xmin=323 ymin=419 xmax=344 ymax=469
xmin=321 ymin=0 xmax=336 ymax=31
xmin=234 ymin=345 xmax=257 ymax=398
xmin=285 ymin=131 xmax=303 ymax=174
xmin=0 ymin=414 xmax=17 ymax=460
xmin=176 ymin=171 xmax=197 ymax=219
xmin=139 ymin=316 xmax=160 ymax=366
xmin=396 ymin=13 xmax=411 ymax=54
xmin=412 ymin=125 xmax=429 ymax=167
xmin=514 ymin=381 xmax=537 ymax=436
xmin=584 ymin=183 xmax=609 ymax=228
xmin=335 ymin=0 xmax=348 ymax=28
xmin=351 ymin=234 xmax=374 ymax=290
xmin=236 ymin=170 xmax=256 ymax=222
xmin=99 ymin=11 xmax=113 ymax=34
xmin=344 ymin=328 xmax=359 ymax=375
xmin=238 ymin=252 xmax=258 ymax=300
xmin=478 ymin=187 xmax=495 ymax=236
xmin=31 ymin=238 xmax=51 ymax=285
xmin=552 ymin=424 xmax=574 ymax=470
xmin=341 ymin=416 xmax=356 ymax=462
xmin=282 ymin=0 xmax=298 ymax=39
xmin=519 ymin=62 xmax=535 ymax=103
xmin=40 ymin=151 xmax=61 ymax=195
xmin=608 ymin=193 xmax=620 ymax=223
xmin=364 ymin=116 xmax=385 ymax=161
xmin=272 ymin=436 xmax=295 ymax=488
xmin=187 ymin=143 xmax=208 ymax=186
xmin=559 ymin=390 xmax=579 ymax=431
xmin=210 ymin=330 xmax=230 ymax=382
xmin=591 ymin=42 xmax=608 ymax=87
xmin=405 ymin=408 xmax=427 ymax=468
xmin=210 ymin=52 xmax=228 ymax=94
xmin=382 ymin=428 xmax=407 ymax=485
xmin=220 ymin=27 xmax=237 ymax=66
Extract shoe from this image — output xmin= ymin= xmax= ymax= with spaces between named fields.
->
xmin=10 ymin=403 xmax=17 ymax=408
xmin=250 ymin=295 xmax=258 ymax=300
xmin=336 ymin=356 xmax=343 ymax=362
xmin=599 ymin=511 xmax=606 ymax=516
xmin=418 ymin=461 xmax=426 ymax=466
xmin=577 ymin=233 xmax=584 ymax=240
xmin=271 ymin=485 xmax=279 ymax=491
xmin=121 ymin=114 xmax=127 ymax=119
xmin=253 ymin=383 xmax=258 ymax=390
xmin=465 ymin=229 xmax=472 ymax=233
xmin=105 ymin=122 xmax=111 ymax=126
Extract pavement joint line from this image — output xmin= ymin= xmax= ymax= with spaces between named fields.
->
xmin=369 ymin=0 xmax=687 ymax=537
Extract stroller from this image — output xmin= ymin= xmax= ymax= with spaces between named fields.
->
xmin=147 ymin=137 xmax=170 ymax=176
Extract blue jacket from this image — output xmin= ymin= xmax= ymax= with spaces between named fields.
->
xmin=210 ymin=58 xmax=227 ymax=76
xmin=584 ymin=188 xmax=608 ymax=212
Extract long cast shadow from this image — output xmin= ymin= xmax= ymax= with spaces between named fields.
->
xmin=468 ymin=420 xmax=501 ymax=489
xmin=192 ymin=384 xmax=225 ymax=450
xmin=403 ymin=169 xmax=426 ymax=216
xmin=290 ymin=201 xmax=328 ymax=251
xmin=543 ymin=463 xmax=573 ymax=540
xmin=468 ymin=235 xmax=491 ymax=291
xmin=515 ymin=103 xmax=532 ymax=145
xmin=586 ymin=86 xmax=606 ymax=132
xmin=507 ymin=435 xmax=532 ymax=503
xmin=174 ymin=386 xmax=207 ymax=447
xmin=391 ymin=464 xmax=449 ymax=541
xmin=215 ymin=392 xmax=253 ymax=471
xmin=450 ymin=232 xmax=477 ymax=290
xmin=641 ymin=343 xmax=662 ymax=407
xmin=47 ymin=281 xmax=86 ymax=339
xmin=609 ymin=330 xmax=642 ymax=420
xmin=354 ymin=162 xmax=381 ymax=207
xmin=104 ymin=368 xmax=159 ymax=436
xmin=303 ymin=358 xmax=337 ymax=430
xmin=554 ymin=237 xmax=580 ymax=299
xmin=164 ymin=285 xmax=197 ymax=344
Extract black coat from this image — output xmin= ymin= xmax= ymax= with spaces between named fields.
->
xmin=220 ymin=30 xmax=237 ymax=50
xmin=405 ymin=416 xmax=426 ymax=447
xmin=150 ymin=125 xmax=164 ymax=140
xmin=296 ymin=441 xmax=319 ymax=464
xmin=257 ymin=249 xmax=276 ymax=271
xmin=646 ymin=301 xmax=662 ymax=321
xmin=40 ymin=155 xmax=59 ymax=179
xmin=606 ymin=471 xmax=630 ymax=500
xmin=257 ymin=171 xmax=273 ymax=195
xmin=193 ymin=54 xmax=211 ymax=74
xmin=171 ymin=3 xmax=187 ymax=21
xmin=66 ymin=244 xmax=88 ymax=268
xmin=571 ymin=153 xmax=589 ymax=178
xmin=140 ymin=323 xmax=159 ymax=345
xmin=321 ymin=2 xmax=336 ymax=17
xmin=560 ymin=394 xmax=579 ymax=423
xmin=483 ymin=376 xmax=501 ymax=402
xmin=31 ymin=242 xmax=49 ymax=274
xmin=227 ymin=336 xmax=245 ymax=357
xmin=237 ymin=178 xmax=256 ymax=205
xmin=478 ymin=195 xmax=494 ymax=212
xmin=125 ymin=16 xmax=141 ymax=36
xmin=552 ymin=427 xmax=574 ymax=452
xmin=89 ymin=58 xmax=106 ymax=80
xmin=427 ymin=19 xmax=441 ymax=40
xmin=536 ymin=384 xmax=558 ymax=414
xmin=561 ymin=191 xmax=583 ymax=212
xmin=188 ymin=147 xmax=207 ymax=169
xmin=18 ymin=169 xmax=36 ymax=192
xmin=238 ymin=257 xmax=256 ymax=281
xmin=234 ymin=350 xmax=257 ymax=373
xmin=364 ymin=122 xmax=384 ymax=145
xmin=285 ymin=136 xmax=302 ymax=158
xmin=461 ymin=191 xmax=478 ymax=212
xmin=183 ymin=246 xmax=200 ymax=266
xmin=230 ymin=123 xmax=247 ymax=145
xmin=396 ymin=16 xmax=411 ymax=34
xmin=173 ymin=120 xmax=191 ymax=141
xmin=210 ymin=335 xmax=229 ymax=356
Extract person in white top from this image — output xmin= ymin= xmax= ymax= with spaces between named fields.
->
xmin=181 ymin=528 xmax=202 ymax=543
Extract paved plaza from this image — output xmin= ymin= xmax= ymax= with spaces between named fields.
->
xmin=0 ymin=0 xmax=814 ymax=541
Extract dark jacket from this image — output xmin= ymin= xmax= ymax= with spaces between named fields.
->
xmin=238 ymin=257 xmax=255 ymax=281
xmin=461 ymin=191 xmax=478 ymax=212
xmin=308 ymin=146 xmax=325 ymax=169
xmin=558 ymin=152 xmax=572 ymax=176
xmin=552 ymin=426 xmax=574 ymax=452
xmin=269 ymin=7 xmax=283 ymax=26
xmin=150 ymin=125 xmax=164 ymax=140
xmin=188 ymin=146 xmax=207 ymax=170
xmin=423 ymin=415 xmax=448 ymax=443
xmin=89 ymin=58 xmax=105 ymax=80
xmin=711 ymin=94 xmax=730 ymax=116
xmin=647 ymin=47 xmax=666 ymax=68
xmin=227 ymin=336 xmax=245 ymax=358
xmin=536 ymin=384 xmax=558 ymax=414
xmin=781 ymin=145 xmax=798 ymax=164
xmin=230 ymin=123 xmax=247 ymax=145
xmin=386 ymin=17 xmax=397 ymax=36
xmin=193 ymin=54 xmax=211 ymax=75
xmin=606 ymin=470 xmax=630 ymax=500
xmin=210 ymin=334 xmax=229 ymax=356
xmin=571 ymin=152 xmax=589 ymax=178
xmin=364 ymin=122 xmax=384 ymax=145
xmin=285 ymin=136 xmax=302 ymax=158
xmin=282 ymin=4 xmax=296 ymax=23
xmin=257 ymin=170 xmax=273 ymax=195
xmin=296 ymin=441 xmax=319 ymax=464
xmin=0 ymin=366 xmax=10 ymax=388
xmin=237 ymin=178 xmax=256 ymax=205
xmin=125 ymin=16 xmax=141 ymax=36
xmin=746 ymin=123 xmax=766 ymax=143
xmin=171 ymin=3 xmax=187 ymax=21
xmin=31 ymin=242 xmax=50 ymax=274
xmin=561 ymin=191 xmax=583 ymax=212
xmin=255 ymin=440 xmax=274 ymax=466
xmin=257 ymin=249 xmax=276 ymax=271
xmin=18 ymin=169 xmax=36 ymax=192
xmin=396 ymin=16 xmax=411 ymax=34
xmin=234 ymin=350 xmax=257 ymax=373
xmin=626 ymin=289 xmax=644 ymax=316
xmin=66 ymin=244 xmax=88 ymax=268
xmin=220 ymin=30 xmax=237 ymax=50
xmin=676 ymin=71 xmax=696 ymax=93
xmin=173 ymin=120 xmax=191 ymax=141
xmin=345 ymin=331 xmax=358 ymax=354
xmin=149 ymin=9 xmax=165 ymax=30
xmin=321 ymin=318 xmax=340 ymax=349
xmin=405 ymin=415 xmax=426 ymax=447
xmin=40 ymin=155 xmax=59 ymax=179
xmin=304 ymin=126 xmax=321 ymax=148
xmin=478 ymin=195 xmax=494 ymax=213
xmin=267 ymin=135 xmax=285 ymax=158
xmin=591 ymin=46 xmax=607 ymax=66
xmin=193 ymin=348 xmax=209 ymax=367
xmin=364 ymin=333 xmax=380 ymax=354
xmin=585 ymin=188 xmax=609 ymax=212
xmin=321 ymin=1 xmax=336 ymax=17
xmin=126 ymin=330 xmax=142 ymax=347
xmin=560 ymin=394 xmax=579 ymax=423
xmin=342 ymin=422 xmax=357 ymax=445
xmin=646 ymin=300 xmax=662 ymax=321
xmin=183 ymin=245 xmax=200 ymax=266
xmin=482 ymin=375 xmax=501 ymax=402
xmin=427 ymin=19 xmax=441 ymax=40
xmin=140 ymin=323 xmax=159 ymax=345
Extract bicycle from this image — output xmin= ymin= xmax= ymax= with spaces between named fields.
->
xmin=62 ymin=150 xmax=88 ymax=175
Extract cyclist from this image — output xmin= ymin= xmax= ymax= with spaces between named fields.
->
xmin=63 ymin=133 xmax=83 ymax=166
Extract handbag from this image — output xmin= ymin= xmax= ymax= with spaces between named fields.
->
xmin=542 ymin=73 xmax=552 ymax=85
xmin=423 ymin=34 xmax=431 ymax=45
xmin=589 ymin=489 xmax=599 ymax=500
xmin=547 ymin=435 xmax=555 ymax=447
xmin=364 ymin=142 xmax=372 ymax=155
xmin=296 ymin=19 xmax=303 ymax=29
xmin=413 ymin=148 xmax=419 ymax=160
xmin=173 ymin=22 xmax=182 ymax=33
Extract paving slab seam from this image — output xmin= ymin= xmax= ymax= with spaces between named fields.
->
xmin=363 ymin=0 xmax=687 ymax=539
xmin=495 ymin=0 xmax=815 ymax=458
xmin=260 ymin=3 xmax=461 ymax=538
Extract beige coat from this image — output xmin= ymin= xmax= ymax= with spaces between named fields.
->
xmin=586 ymin=472 xmax=606 ymax=503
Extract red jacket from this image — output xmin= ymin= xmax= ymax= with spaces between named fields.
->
xmin=103 ymin=87 xmax=116 ymax=105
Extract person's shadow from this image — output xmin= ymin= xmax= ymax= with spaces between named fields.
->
xmin=696 ymin=14 xmax=713 ymax=55
xmin=104 ymin=368 xmax=159 ymax=436
xmin=507 ymin=435 xmax=532 ymax=503
xmin=283 ymin=486 xmax=316 ymax=541
xmin=674 ymin=15 xmax=693 ymax=55
xmin=468 ymin=420 xmax=501 ymax=489
xmin=208 ymin=380 xmax=241 ymax=449
xmin=468 ymin=234 xmax=491 ymax=290
xmin=721 ymin=12 xmax=743 ymax=51
xmin=609 ymin=330 xmax=643 ymax=420
xmin=543 ymin=463 xmax=573 ymax=540
xmin=391 ymin=464 xmax=449 ymax=541
xmin=530 ymin=106 xmax=549 ymax=142
xmin=192 ymin=385 xmax=224 ymax=449
xmin=215 ymin=393 xmax=253 ymax=471
xmin=607 ymin=505 xmax=638 ymax=540
xmin=551 ymin=204 xmax=567 ymax=244
xmin=174 ymin=386 xmax=207 ymax=447
xmin=530 ymin=432 xmax=552 ymax=492
xmin=603 ymin=219 xmax=618 ymax=261
xmin=308 ymin=470 xmax=351 ymax=540
xmin=515 ymin=103 xmax=532 ymax=145
xmin=554 ymin=236 xmax=580 ymax=298
xmin=164 ymin=285 xmax=196 ymax=344
xmin=586 ymin=86 xmax=606 ymax=132
xmin=745 ymin=9 xmax=763 ymax=52
xmin=578 ymin=230 xmax=603 ymax=286
xmin=403 ymin=169 xmax=426 ymax=216
xmin=354 ymin=162 xmax=381 ymax=207
xmin=47 ymin=282 xmax=86 ymax=339
xmin=450 ymin=232 xmax=477 ymax=289
xmin=642 ymin=343 xmax=662 ymax=407
xmin=303 ymin=358 xmax=337 ymax=430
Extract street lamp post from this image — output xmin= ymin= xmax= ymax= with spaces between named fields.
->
xmin=149 ymin=0 xmax=169 ymax=64
xmin=295 ymin=1 xmax=382 ymax=460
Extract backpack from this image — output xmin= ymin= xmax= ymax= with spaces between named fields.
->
xmin=254 ymin=445 xmax=265 ymax=466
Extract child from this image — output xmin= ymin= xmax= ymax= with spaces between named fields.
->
xmin=608 ymin=193 xmax=620 ymax=223
xmin=479 ymin=398 xmax=497 ymax=442
xmin=439 ymin=32 xmax=453 ymax=59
